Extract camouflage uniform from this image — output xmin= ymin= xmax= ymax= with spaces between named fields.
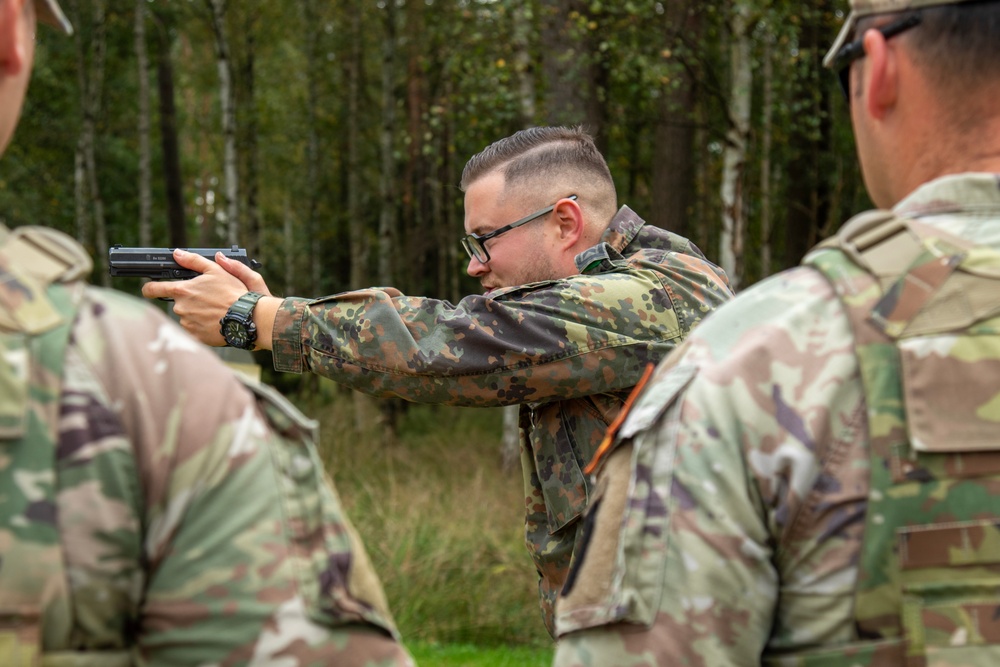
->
xmin=0 ymin=225 xmax=414 ymax=667
xmin=552 ymin=173 xmax=1000 ymax=666
xmin=269 ymin=206 xmax=734 ymax=634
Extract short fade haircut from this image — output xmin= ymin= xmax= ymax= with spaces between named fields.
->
xmin=460 ymin=126 xmax=615 ymax=197
xmin=862 ymin=1 xmax=1000 ymax=93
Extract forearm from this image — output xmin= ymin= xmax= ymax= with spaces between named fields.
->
xmin=250 ymin=295 xmax=281 ymax=351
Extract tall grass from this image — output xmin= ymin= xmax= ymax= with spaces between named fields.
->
xmin=299 ymin=383 xmax=554 ymax=654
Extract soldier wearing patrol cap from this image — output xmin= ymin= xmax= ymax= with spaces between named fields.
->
xmin=0 ymin=1 xmax=416 ymax=665
xmin=551 ymin=0 xmax=1000 ymax=665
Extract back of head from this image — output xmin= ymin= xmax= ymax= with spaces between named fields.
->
xmin=461 ymin=126 xmax=618 ymax=233
xmin=905 ymin=1 xmax=1000 ymax=102
xmin=828 ymin=0 xmax=1000 ymax=108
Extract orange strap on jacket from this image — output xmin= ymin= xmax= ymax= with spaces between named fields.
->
xmin=584 ymin=362 xmax=655 ymax=476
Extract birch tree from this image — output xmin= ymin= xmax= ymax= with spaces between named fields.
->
xmin=71 ymin=0 xmax=109 ymax=284
xmin=719 ymin=1 xmax=753 ymax=290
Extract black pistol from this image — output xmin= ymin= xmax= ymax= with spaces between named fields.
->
xmin=108 ymin=244 xmax=261 ymax=280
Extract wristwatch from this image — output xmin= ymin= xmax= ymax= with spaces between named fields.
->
xmin=220 ymin=291 xmax=265 ymax=349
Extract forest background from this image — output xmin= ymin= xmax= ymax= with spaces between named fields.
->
xmin=2 ymin=0 xmax=870 ymax=662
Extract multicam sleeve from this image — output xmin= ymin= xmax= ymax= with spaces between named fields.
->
xmin=553 ymin=268 xmax=867 ymax=666
xmin=60 ymin=287 xmax=413 ymax=667
xmin=269 ymin=259 xmax=732 ymax=407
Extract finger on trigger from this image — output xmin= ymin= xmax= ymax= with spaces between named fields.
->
xmin=173 ymin=248 xmax=214 ymax=273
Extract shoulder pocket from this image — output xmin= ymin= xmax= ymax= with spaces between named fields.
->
xmin=899 ymin=520 xmax=1000 ymax=660
xmin=556 ymin=361 xmax=698 ymax=636
xmin=619 ymin=360 xmax=698 ymax=441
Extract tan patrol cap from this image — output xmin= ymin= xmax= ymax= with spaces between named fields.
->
xmin=35 ymin=0 xmax=73 ymax=35
xmin=823 ymin=0 xmax=976 ymax=68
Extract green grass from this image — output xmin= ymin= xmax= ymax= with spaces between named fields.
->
xmin=410 ymin=640 xmax=553 ymax=666
xmin=295 ymin=383 xmax=554 ymax=656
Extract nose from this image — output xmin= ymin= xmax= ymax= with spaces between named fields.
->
xmin=466 ymin=255 xmax=489 ymax=278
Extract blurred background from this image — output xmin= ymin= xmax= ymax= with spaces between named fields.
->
xmin=4 ymin=0 xmax=867 ymax=298
xmin=1 ymin=1 xmax=867 ymax=663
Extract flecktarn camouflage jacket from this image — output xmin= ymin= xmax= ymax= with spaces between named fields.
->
xmin=269 ymin=205 xmax=734 ymax=633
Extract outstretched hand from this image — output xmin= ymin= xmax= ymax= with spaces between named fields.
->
xmin=141 ymin=248 xmax=272 ymax=346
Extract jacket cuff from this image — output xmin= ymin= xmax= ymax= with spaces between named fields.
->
xmin=270 ymin=297 xmax=308 ymax=374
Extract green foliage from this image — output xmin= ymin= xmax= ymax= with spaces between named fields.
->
xmin=4 ymin=0 xmax=867 ymax=294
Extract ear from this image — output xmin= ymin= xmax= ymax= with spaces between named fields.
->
xmin=862 ymin=27 xmax=898 ymax=120
xmin=550 ymin=197 xmax=585 ymax=249
xmin=0 ymin=0 xmax=30 ymax=77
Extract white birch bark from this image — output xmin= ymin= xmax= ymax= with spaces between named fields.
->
xmin=719 ymin=2 xmax=753 ymax=291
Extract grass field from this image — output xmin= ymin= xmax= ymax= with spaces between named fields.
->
xmin=295 ymin=383 xmax=555 ymax=661
xmin=410 ymin=640 xmax=553 ymax=666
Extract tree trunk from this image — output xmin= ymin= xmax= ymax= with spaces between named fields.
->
xmin=301 ymin=0 xmax=322 ymax=294
xmin=346 ymin=0 xmax=366 ymax=289
xmin=74 ymin=145 xmax=88 ymax=245
xmin=719 ymin=2 xmax=752 ymax=290
xmin=339 ymin=0 xmax=377 ymax=433
xmin=206 ymin=0 xmax=239 ymax=243
xmin=513 ymin=0 xmax=537 ymax=125
xmin=378 ymin=0 xmax=398 ymax=289
xmin=154 ymin=10 xmax=186 ymax=248
xmin=540 ymin=0 xmax=606 ymax=150
xmin=72 ymin=0 xmax=109 ymax=284
xmin=760 ymin=30 xmax=774 ymax=279
xmin=240 ymin=11 xmax=260 ymax=259
xmin=376 ymin=0 xmax=402 ymax=440
xmin=651 ymin=1 xmax=698 ymax=238
xmin=135 ymin=0 xmax=152 ymax=247
xmin=783 ymin=1 xmax=834 ymax=267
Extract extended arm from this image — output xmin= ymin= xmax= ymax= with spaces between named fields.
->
xmin=271 ymin=253 xmax=732 ymax=407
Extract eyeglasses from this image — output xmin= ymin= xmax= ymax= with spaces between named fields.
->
xmin=834 ymin=14 xmax=921 ymax=101
xmin=461 ymin=194 xmax=578 ymax=264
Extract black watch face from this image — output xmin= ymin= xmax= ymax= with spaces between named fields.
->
xmin=222 ymin=318 xmax=256 ymax=349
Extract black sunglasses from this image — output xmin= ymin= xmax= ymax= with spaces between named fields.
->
xmin=834 ymin=14 xmax=922 ymax=102
xmin=461 ymin=195 xmax=578 ymax=264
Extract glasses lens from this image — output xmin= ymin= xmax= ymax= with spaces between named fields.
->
xmin=462 ymin=237 xmax=489 ymax=264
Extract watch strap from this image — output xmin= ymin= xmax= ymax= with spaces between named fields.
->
xmin=227 ymin=291 xmax=265 ymax=319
